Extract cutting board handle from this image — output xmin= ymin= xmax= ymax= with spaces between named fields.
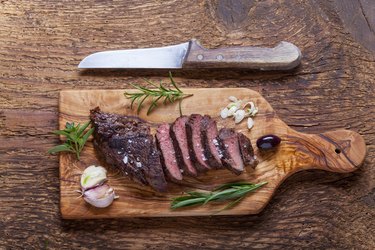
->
xmin=183 ymin=39 xmax=302 ymax=70
xmin=285 ymin=130 xmax=367 ymax=173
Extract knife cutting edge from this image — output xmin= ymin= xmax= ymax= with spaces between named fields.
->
xmin=78 ymin=39 xmax=301 ymax=70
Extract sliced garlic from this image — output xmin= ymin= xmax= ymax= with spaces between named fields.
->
xmin=247 ymin=117 xmax=254 ymax=129
xmin=251 ymin=107 xmax=258 ymax=116
xmin=80 ymin=165 xmax=107 ymax=190
xmin=220 ymin=107 xmax=229 ymax=119
xmin=228 ymin=96 xmax=238 ymax=102
xmin=83 ymin=184 xmax=118 ymax=208
xmin=234 ymin=109 xmax=246 ymax=124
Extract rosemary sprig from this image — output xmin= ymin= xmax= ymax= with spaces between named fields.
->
xmin=124 ymin=72 xmax=193 ymax=116
xmin=48 ymin=121 xmax=94 ymax=160
xmin=171 ymin=182 xmax=267 ymax=210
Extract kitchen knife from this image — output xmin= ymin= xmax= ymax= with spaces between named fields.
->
xmin=78 ymin=39 xmax=301 ymax=70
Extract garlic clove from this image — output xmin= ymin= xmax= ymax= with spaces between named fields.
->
xmin=83 ymin=184 xmax=117 ymax=208
xmin=251 ymin=107 xmax=258 ymax=116
xmin=228 ymin=96 xmax=238 ymax=102
xmin=220 ymin=107 xmax=229 ymax=119
xmin=227 ymin=105 xmax=239 ymax=116
xmin=80 ymin=165 xmax=107 ymax=190
xmin=234 ymin=110 xmax=246 ymax=124
xmin=247 ymin=117 xmax=254 ymax=129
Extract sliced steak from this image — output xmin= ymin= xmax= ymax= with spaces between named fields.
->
xmin=237 ymin=132 xmax=258 ymax=168
xmin=170 ymin=116 xmax=198 ymax=176
xmin=90 ymin=107 xmax=167 ymax=192
xmin=186 ymin=114 xmax=211 ymax=171
xmin=218 ymin=128 xmax=244 ymax=175
xmin=156 ymin=123 xmax=183 ymax=181
xmin=201 ymin=115 xmax=223 ymax=169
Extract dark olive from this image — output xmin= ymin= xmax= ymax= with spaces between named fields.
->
xmin=256 ymin=134 xmax=281 ymax=150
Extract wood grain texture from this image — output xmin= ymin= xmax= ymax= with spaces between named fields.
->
xmin=0 ymin=0 xmax=374 ymax=249
xmin=184 ymin=40 xmax=301 ymax=70
xmin=59 ymin=88 xmax=366 ymax=218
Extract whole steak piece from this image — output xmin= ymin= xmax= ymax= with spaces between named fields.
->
xmin=90 ymin=107 xmax=167 ymax=192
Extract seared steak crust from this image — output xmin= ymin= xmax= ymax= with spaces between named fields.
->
xmin=90 ymin=107 xmax=167 ymax=192
xmin=90 ymin=108 xmax=258 ymax=191
xmin=237 ymin=132 xmax=258 ymax=168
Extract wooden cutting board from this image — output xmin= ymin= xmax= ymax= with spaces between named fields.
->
xmin=58 ymin=88 xmax=366 ymax=219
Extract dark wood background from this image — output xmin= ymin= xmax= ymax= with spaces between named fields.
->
xmin=1 ymin=0 xmax=374 ymax=249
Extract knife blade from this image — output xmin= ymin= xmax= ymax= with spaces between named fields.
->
xmin=78 ymin=39 xmax=301 ymax=70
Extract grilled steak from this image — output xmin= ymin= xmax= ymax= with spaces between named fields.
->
xmin=201 ymin=115 xmax=223 ymax=169
xmin=90 ymin=107 xmax=167 ymax=192
xmin=186 ymin=114 xmax=211 ymax=171
xmin=218 ymin=128 xmax=244 ymax=175
xmin=237 ymin=132 xmax=258 ymax=168
xmin=156 ymin=123 xmax=183 ymax=181
xmin=170 ymin=116 xmax=198 ymax=176
xmin=90 ymin=108 xmax=258 ymax=191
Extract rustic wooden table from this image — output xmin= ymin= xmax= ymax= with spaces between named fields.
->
xmin=1 ymin=1 xmax=374 ymax=249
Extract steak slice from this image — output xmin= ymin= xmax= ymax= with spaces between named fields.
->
xmin=186 ymin=114 xmax=211 ymax=171
xmin=156 ymin=123 xmax=183 ymax=181
xmin=90 ymin=107 xmax=167 ymax=192
xmin=237 ymin=132 xmax=258 ymax=168
xmin=218 ymin=128 xmax=244 ymax=175
xmin=170 ymin=116 xmax=198 ymax=176
xmin=201 ymin=115 xmax=223 ymax=169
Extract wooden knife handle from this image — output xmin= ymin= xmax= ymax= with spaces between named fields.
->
xmin=183 ymin=39 xmax=302 ymax=70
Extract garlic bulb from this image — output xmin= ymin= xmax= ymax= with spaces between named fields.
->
xmin=80 ymin=165 xmax=107 ymax=190
xmin=79 ymin=165 xmax=118 ymax=208
xmin=83 ymin=184 xmax=118 ymax=208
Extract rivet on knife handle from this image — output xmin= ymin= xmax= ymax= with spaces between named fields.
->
xmin=183 ymin=39 xmax=302 ymax=70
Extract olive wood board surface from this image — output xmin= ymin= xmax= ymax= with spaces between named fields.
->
xmin=58 ymin=88 xmax=366 ymax=219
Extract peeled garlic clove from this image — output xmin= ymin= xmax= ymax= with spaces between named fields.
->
xmin=247 ymin=117 xmax=254 ymax=129
xmin=234 ymin=110 xmax=246 ymax=124
xmin=80 ymin=165 xmax=107 ymax=190
xmin=228 ymin=96 xmax=238 ymax=102
xmin=83 ymin=184 xmax=117 ymax=208
xmin=220 ymin=107 xmax=229 ymax=119
xmin=227 ymin=105 xmax=239 ymax=116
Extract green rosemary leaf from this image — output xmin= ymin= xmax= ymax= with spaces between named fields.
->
xmin=81 ymin=127 xmax=94 ymax=147
xmin=214 ymin=182 xmax=258 ymax=191
xmin=170 ymin=182 xmax=267 ymax=211
xmin=171 ymin=197 xmax=207 ymax=209
xmin=169 ymin=71 xmax=181 ymax=92
xmin=203 ymin=188 xmax=238 ymax=204
xmin=48 ymin=121 xmax=93 ymax=160
xmin=147 ymin=95 xmax=163 ymax=115
xmin=76 ymin=121 xmax=91 ymax=137
xmin=124 ymin=73 xmax=193 ymax=115
xmin=47 ymin=144 xmax=73 ymax=154
xmin=137 ymin=95 xmax=149 ymax=114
